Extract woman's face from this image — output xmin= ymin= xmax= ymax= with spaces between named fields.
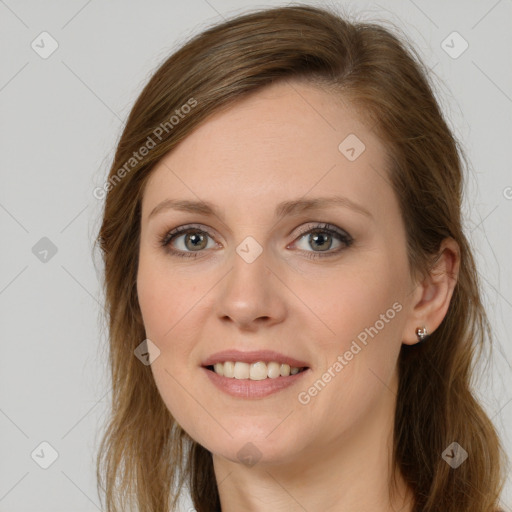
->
xmin=137 ymin=81 xmax=417 ymax=466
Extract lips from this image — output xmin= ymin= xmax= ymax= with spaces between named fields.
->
xmin=201 ymin=349 xmax=310 ymax=384
xmin=202 ymin=355 xmax=310 ymax=399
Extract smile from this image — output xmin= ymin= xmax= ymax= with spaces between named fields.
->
xmin=201 ymin=349 xmax=311 ymax=398
xmin=208 ymin=361 xmax=307 ymax=380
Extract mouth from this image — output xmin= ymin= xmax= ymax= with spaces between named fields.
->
xmin=205 ymin=361 xmax=309 ymax=380
xmin=200 ymin=350 xmax=310 ymax=397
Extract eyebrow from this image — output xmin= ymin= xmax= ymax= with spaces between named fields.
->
xmin=148 ymin=195 xmax=372 ymax=222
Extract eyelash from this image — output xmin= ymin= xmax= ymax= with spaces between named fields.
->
xmin=159 ymin=222 xmax=353 ymax=260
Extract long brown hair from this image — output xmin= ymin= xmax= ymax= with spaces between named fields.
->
xmin=95 ymin=5 xmax=508 ymax=511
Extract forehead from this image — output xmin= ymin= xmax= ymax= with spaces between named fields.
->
xmin=141 ymin=81 xmax=395 ymax=222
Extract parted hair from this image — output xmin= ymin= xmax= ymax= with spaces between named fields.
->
xmin=96 ymin=4 xmax=508 ymax=511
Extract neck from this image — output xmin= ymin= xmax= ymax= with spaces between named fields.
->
xmin=212 ymin=371 xmax=414 ymax=512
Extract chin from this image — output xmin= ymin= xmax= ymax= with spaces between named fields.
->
xmin=198 ymin=420 xmax=309 ymax=468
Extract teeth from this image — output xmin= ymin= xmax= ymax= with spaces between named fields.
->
xmin=234 ymin=362 xmax=249 ymax=379
xmin=267 ymin=362 xmax=281 ymax=378
xmin=223 ymin=361 xmax=235 ymax=378
xmin=211 ymin=361 xmax=305 ymax=380
xmin=280 ymin=363 xmax=290 ymax=377
xmin=249 ymin=361 xmax=267 ymax=380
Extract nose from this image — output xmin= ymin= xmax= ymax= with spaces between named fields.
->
xmin=214 ymin=247 xmax=287 ymax=331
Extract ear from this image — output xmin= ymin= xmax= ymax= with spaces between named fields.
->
xmin=402 ymin=237 xmax=460 ymax=345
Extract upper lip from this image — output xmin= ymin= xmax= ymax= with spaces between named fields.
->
xmin=202 ymin=350 xmax=309 ymax=368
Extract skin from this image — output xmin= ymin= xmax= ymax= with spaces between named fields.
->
xmin=137 ymin=80 xmax=460 ymax=512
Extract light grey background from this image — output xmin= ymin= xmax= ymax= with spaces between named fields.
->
xmin=0 ymin=1 xmax=510 ymax=511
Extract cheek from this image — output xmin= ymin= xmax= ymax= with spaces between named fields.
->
xmin=137 ymin=260 xmax=215 ymax=443
xmin=137 ymin=265 xmax=202 ymax=387
xmin=136 ymin=257 xmax=196 ymax=423
xmin=304 ymin=258 xmax=406 ymax=353
xmin=137 ymin=247 xmax=195 ymax=342
xmin=294 ymin=257 xmax=407 ymax=420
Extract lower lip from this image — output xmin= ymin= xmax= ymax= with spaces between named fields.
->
xmin=202 ymin=367 xmax=309 ymax=398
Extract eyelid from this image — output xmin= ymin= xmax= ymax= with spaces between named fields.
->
xmin=291 ymin=222 xmax=352 ymax=242
xmin=159 ymin=221 xmax=353 ymax=257
xmin=287 ymin=223 xmax=353 ymax=255
xmin=159 ymin=223 xmax=218 ymax=247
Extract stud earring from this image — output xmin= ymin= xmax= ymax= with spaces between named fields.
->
xmin=416 ymin=326 xmax=429 ymax=343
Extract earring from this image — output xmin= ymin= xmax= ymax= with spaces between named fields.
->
xmin=416 ymin=326 xmax=429 ymax=343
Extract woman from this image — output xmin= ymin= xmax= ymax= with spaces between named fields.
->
xmin=95 ymin=5 xmax=508 ymax=511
